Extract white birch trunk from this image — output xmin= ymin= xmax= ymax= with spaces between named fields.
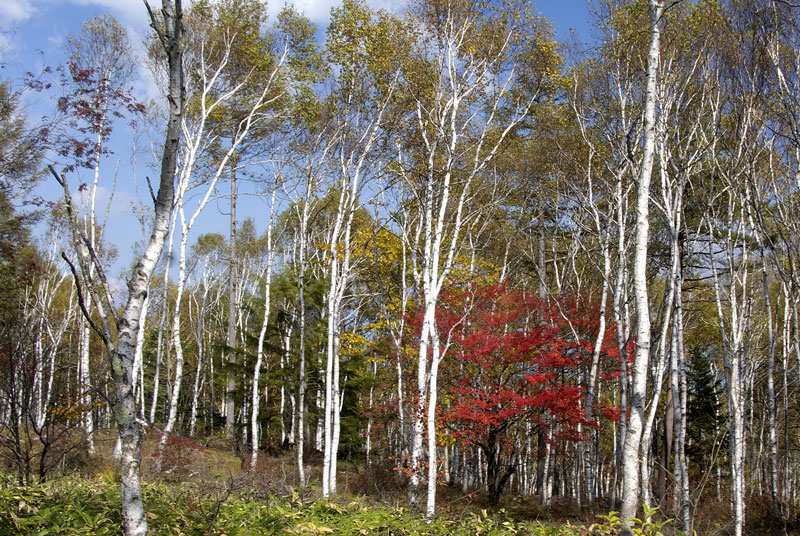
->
xmin=150 ymin=216 xmax=177 ymax=425
xmin=762 ymin=256 xmax=783 ymax=522
xmin=79 ymin=319 xmax=95 ymax=455
xmin=132 ymin=295 xmax=149 ymax=422
xmin=425 ymin=331 xmax=442 ymax=518
xmin=620 ymin=2 xmax=663 ymax=531
xmin=250 ymin=191 xmax=276 ymax=469
xmin=296 ymin=198 xmax=309 ymax=485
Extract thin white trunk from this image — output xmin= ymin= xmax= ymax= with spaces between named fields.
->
xmin=543 ymin=418 xmax=553 ymax=510
xmin=366 ymin=361 xmax=376 ymax=467
xmin=584 ymin=231 xmax=609 ymax=511
xmin=611 ymin=168 xmax=629 ymax=508
xmin=409 ymin=299 xmax=431 ymax=506
xmin=620 ymin=2 xmax=663 ymax=531
xmin=782 ymin=287 xmax=792 ymax=506
xmin=251 ymin=191 xmax=276 ymax=469
xmin=79 ymin=319 xmax=95 ymax=455
xmin=425 ymin=330 xmax=442 ymax=518
xmin=132 ymin=295 xmax=149 ymax=422
xmin=323 ymin=299 xmax=336 ymax=497
xmin=188 ymin=345 xmax=203 ymax=437
xmin=296 ymin=204 xmax=308 ymax=485
xmin=676 ymin=309 xmax=690 ymax=534
xmin=762 ymin=257 xmax=783 ymax=522
xmin=150 ymin=215 xmax=177 ymax=425
xmin=329 ymin=333 xmax=341 ymax=495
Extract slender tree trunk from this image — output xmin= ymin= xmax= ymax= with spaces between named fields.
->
xmin=133 ymin=295 xmax=149 ymax=421
xmin=330 ymin=331 xmax=342 ymax=494
xmin=296 ymin=214 xmax=308 ymax=485
xmin=79 ymin=319 xmax=95 ymax=455
xmin=366 ymin=361 xmax=376 ymax=467
xmin=620 ymin=2 xmax=662 ymax=532
xmin=225 ymin=161 xmax=238 ymax=440
xmin=188 ymin=333 xmax=203 ymax=437
xmin=584 ymin=239 xmax=609 ymax=512
xmin=323 ymin=294 xmax=337 ymax=496
xmin=762 ymin=259 xmax=783 ymax=523
xmin=410 ymin=294 xmax=432 ymax=507
xmin=282 ymin=320 xmax=295 ymax=446
xmin=611 ymin=199 xmax=629 ymax=508
xmin=250 ymin=190 xmax=275 ymax=470
xmin=543 ymin=417 xmax=553 ymax=510
xmin=782 ymin=287 xmax=792 ymax=509
xmin=675 ymin=307 xmax=690 ymax=535
xmin=426 ymin=330 xmax=442 ymax=518
xmin=150 ymin=221 xmax=176 ymax=425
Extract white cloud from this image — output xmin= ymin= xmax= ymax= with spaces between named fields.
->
xmin=69 ymin=0 xmax=150 ymax=29
xmin=0 ymin=0 xmax=35 ymax=56
xmin=271 ymin=0 xmax=339 ymax=24
xmin=70 ymin=0 xmax=404 ymax=31
xmin=268 ymin=0 xmax=407 ymax=26
xmin=0 ymin=0 xmax=36 ymax=24
xmin=73 ymin=183 xmax=137 ymax=219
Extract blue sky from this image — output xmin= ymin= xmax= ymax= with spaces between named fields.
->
xmin=2 ymin=0 xmax=591 ymax=287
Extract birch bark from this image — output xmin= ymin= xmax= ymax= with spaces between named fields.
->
xmin=49 ymin=3 xmax=185 ymax=533
xmin=620 ymin=1 xmax=663 ymax=531
xmin=250 ymin=189 xmax=276 ymax=469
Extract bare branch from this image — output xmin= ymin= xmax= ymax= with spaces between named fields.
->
xmin=61 ymin=252 xmax=109 ymax=348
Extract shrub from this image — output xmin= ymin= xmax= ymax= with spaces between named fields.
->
xmin=0 ymin=473 xmax=587 ymax=535
xmin=147 ymin=433 xmax=206 ymax=480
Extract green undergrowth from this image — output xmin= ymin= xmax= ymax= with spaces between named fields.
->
xmin=0 ymin=473 xmax=585 ymax=535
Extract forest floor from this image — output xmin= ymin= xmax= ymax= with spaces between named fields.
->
xmin=1 ymin=428 xmax=794 ymax=535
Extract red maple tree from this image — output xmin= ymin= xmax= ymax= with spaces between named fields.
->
xmin=424 ymin=280 xmax=616 ymax=504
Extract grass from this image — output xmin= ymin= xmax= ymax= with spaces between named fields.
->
xmin=0 ymin=472 xmax=586 ymax=535
xmin=5 ymin=428 xmax=751 ymax=535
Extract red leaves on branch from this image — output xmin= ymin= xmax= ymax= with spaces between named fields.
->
xmin=399 ymin=279 xmax=623 ymax=503
xmin=46 ymin=61 xmax=145 ymax=172
xmin=404 ymin=280 xmax=621 ymax=446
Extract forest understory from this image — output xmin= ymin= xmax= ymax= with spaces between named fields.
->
xmin=1 ymin=428 xmax=797 ymax=535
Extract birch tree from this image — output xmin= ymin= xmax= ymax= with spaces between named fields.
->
xmin=620 ymin=1 xmax=663 ymax=532
xmin=250 ymin=187 xmax=277 ymax=469
xmin=319 ymin=0 xmax=401 ymax=496
xmin=49 ymin=1 xmax=184 ymax=533
xmin=154 ymin=0 xmax=288 ymax=462
xmin=395 ymin=0 xmax=557 ymax=516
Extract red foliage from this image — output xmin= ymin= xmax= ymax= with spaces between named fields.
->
xmin=151 ymin=434 xmax=205 ymax=477
xmin=396 ymin=279 xmax=624 ymax=503
xmin=405 ymin=280 xmax=620 ymax=439
xmin=429 ymin=282 xmax=593 ymax=446
xmin=402 ymin=279 xmax=629 ymax=502
xmin=27 ymin=61 xmax=146 ymax=173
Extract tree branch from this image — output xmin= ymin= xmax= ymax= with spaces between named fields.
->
xmin=62 ymin=252 xmax=109 ymax=347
